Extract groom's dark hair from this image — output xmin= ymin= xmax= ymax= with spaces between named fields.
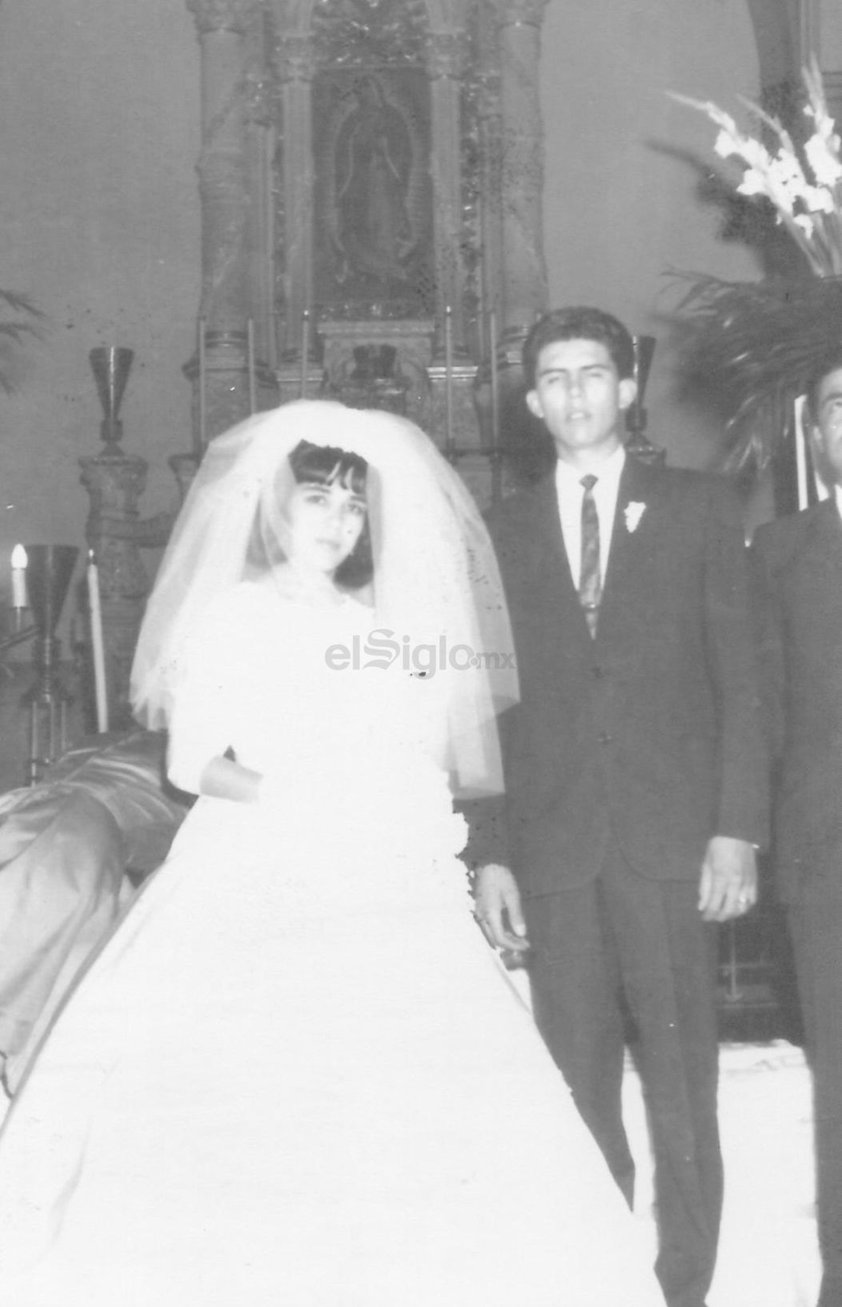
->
xmin=522 ymin=307 xmax=635 ymax=388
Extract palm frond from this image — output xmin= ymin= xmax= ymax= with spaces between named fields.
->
xmin=0 ymin=290 xmax=46 ymax=393
xmin=668 ymin=271 xmax=842 ymax=471
xmin=0 ymin=290 xmax=44 ymax=319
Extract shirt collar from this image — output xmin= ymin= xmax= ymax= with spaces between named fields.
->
xmin=555 ymin=443 xmax=626 ymax=494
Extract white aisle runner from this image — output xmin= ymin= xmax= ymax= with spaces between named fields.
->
xmin=0 ymin=1032 xmax=821 ymax=1305
xmin=625 ymin=1040 xmax=819 ymax=1307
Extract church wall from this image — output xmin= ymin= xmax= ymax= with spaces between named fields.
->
xmin=540 ymin=0 xmax=762 ymax=470
xmin=0 ymin=0 xmax=200 ymax=592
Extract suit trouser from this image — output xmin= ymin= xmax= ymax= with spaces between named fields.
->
xmin=522 ymin=839 xmax=722 ymax=1307
xmin=787 ymin=897 xmax=842 ymax=1307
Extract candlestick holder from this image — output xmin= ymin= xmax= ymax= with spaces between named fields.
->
xmin=21 ymin=545 xmax=79 ymax=784
xmin=625 ymin=334 xmax=665 ymax=465
xmin=89 ymin=346 xmax=134 ymax=453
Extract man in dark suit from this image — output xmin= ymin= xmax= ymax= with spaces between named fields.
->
xmin=751 ymin=346 xmax=842 ymax=1307
xmin=470 ymin=307 xmax=767 ymax=1307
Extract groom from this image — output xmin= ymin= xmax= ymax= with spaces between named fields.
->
xmin=470 ymin=307 xmax=767 ymax=1307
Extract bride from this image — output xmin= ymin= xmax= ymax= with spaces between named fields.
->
xmin=0 ymin=400 xmax=664 ymax=1306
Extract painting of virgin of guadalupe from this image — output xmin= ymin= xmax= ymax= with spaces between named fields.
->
xmin=313 ymin=69 xmax=435 ymax=315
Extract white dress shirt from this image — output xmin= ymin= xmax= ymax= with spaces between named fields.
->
xmin=554 ymin=445 xmax=626 ymax=588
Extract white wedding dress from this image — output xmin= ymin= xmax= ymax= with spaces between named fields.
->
xmin=0 ymin=582 xmax=665 ymax=1307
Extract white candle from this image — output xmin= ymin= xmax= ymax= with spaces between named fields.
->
xmin=11 ymin=543 xmax=28 ymax=609
xmin=197 ymin=317 xmax=207 ymax=455
xmin=488 ymin=309 xmax=499 ymax=452
xmin=87 ymin=550 xmax=109 ymax=733
xmin=794 ymin=394 xmax=810 ymax=511
xmin=247 ymin=317 xmax=256 ymax=415
xmin=300 ymin=309 xmax=310 ymax=398
xmin=444 ymin=304 xmax=454 ymax=455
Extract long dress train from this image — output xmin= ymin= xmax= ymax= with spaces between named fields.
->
xmin=0 ymin=584 xmax=665 ymax=1306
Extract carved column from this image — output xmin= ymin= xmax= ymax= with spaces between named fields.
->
xmin=243 ymin=44 xmax=280 ymax=401
xmin=477 ymin=68 xmax=504 ymax=342
xmin=491 ymin=0 xmax=549 ymax=355
xmin=426 ymin=30 xmax=469 ymax=354
xmin=79 ymin=453 xmax=151 ymax=730
xmin=275 ymin=33 xmax=319 ymax=398
xmin=186 ymin=0 xmax=260 ymax=445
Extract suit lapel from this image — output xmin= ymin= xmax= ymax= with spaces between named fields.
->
xmin=596 ymin=455 xmax=662 ymax=641
xmin=518 ymin=474 xmax=594 ymax=645
xmin=528 ymin=474 xmax=575 ymax=590
xmin=807 ymin=497 xmax=842 ymax=553
xmin=795 ymin=498 xmax=842 ymax=590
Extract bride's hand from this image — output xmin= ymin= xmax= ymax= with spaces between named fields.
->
xmin=198 ymin=755 xmax=262 ymax=804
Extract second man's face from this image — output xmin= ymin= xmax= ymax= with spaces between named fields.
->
xmin=526 ymin=338 xmax=636 ymax=466
xmin=810 ymin=365 xmax=842 ymax=487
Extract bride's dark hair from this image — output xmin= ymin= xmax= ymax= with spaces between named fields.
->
xmin=288 ymin=438 xmax=373 ymax=588
xmin=289 ymin=438 xmax=367 ymax=496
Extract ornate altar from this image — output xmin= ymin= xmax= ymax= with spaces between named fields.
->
xmin=83 ymin=0 xmax=551 ymax=720
xmin=186 ymin=0 xmax=551 ymax=454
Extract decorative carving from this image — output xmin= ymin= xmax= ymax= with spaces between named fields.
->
xmin=276 ymin=35 xmax=316 ymax=83
xmin=488 ymin=0 xmax=549 ymax=28
xmin=196 ymin=151 xmax=249 ymax=331
xmin=425 ymin=31 xmax=467 ymax=81
xmin=328 ymin=343 xmax=410 ymax=414
xmin=318 ymin=318 xmax=434 ymax=426
xmin=184 ymin=0 xmax=550 ymax=469
xmin=460 ymin=9 xmax=502 ymax=357
xmin=494 ymin=0 xmax=549 ymax=335
xmin=187 ymin=0 xmax=258 ymax=36
xmin=243 ymin=59 xmax=275 ymax=126
xmin=500 ymin=125 xmax=545 ymax=201
xmin=310 ymin=0 xmax=430 ymax=68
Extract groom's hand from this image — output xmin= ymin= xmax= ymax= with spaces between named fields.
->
xmin=473 ymin=864 xmax=530 ymax=953
xmin=698 ymin=835 xmax=757 ymax=922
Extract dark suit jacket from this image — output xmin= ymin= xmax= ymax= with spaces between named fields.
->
xmin=751 ymin=499 xmax=842 ymax=903
xmin=466 ymin=455 xmax=768 ymax=899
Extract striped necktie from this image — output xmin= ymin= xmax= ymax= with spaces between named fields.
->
xmin=579 ymin=474 xmax=601 ymax=637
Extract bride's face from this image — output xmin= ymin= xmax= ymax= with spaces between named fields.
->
xmin=282 ymin=479 xmax=368 ymax=575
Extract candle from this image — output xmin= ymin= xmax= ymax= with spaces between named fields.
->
xmin=197 ymin=317 xmax=207 ymax=455
xmin=11 ymin=543 xmax=28 ymax=610
xmin=247 ymin=317 xmax=257 ymax=415
xmin=300 ymin=309 xmax=310 ymax=398
xmin=87 ymin=550 xmax=109 ymax=734
xmin=488 ymin=309 xmax=499 ymax=452
xmin=794 ymin=394 xmax=809 ymax=511
xmin=444 ymin=304 xmax=454 ymax=455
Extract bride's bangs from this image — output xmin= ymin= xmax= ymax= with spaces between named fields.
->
xmin=289 ymin=440 xmax=368 ymax=497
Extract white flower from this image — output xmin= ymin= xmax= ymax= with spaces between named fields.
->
xmin=803 ymin=185 xmax=835 ymax=215
xmin=672 ymin=64 xmax=842 ymax=278
xmin=624 ymin=502 xmax=646 ymax=534
xmin=804 ymin=132 xmax=842 ymax=189
xmin=736 ymin=167 xmax=770 ymax=200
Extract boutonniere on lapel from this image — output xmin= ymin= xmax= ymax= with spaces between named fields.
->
xmin=624 ymin=501 xmax=647 ymax=534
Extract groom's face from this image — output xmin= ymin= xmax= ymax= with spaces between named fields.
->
xmin=526 ymin=338 xmax=636 ymax=466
